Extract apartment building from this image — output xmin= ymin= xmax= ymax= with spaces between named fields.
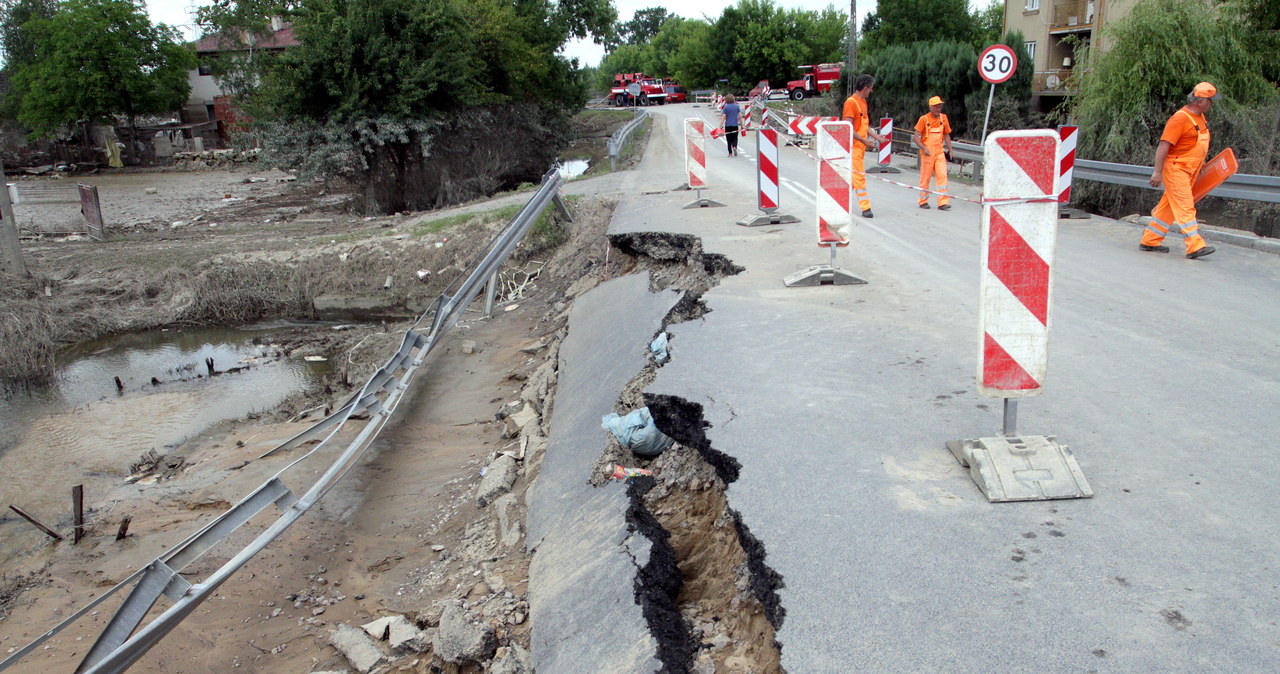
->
xmin=1003 ymin=0 xmax=1135 ymax=111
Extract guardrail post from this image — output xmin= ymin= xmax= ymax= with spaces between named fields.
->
xmin=484 ymin=271 xmax=499 ymax=317
xmin=0 ymin=159 xmax=25 ymax=276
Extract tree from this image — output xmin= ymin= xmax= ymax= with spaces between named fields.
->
xmin=970 ymin=0 xmax=1003 ymax=50
xmin=259 ymin=0 xmax=615 ymax=213
xmin=666 ymin=20 xmax=717 ymax=88
xmin=860 ymin=0 xmax=974 ymax=55
xmin=616 ymin=7 xmax=670 ymax=47
xmin=0 ymin=0 xmax=57 ymax=118
xmin=869 ymin=40 xmax=981 ymax=138
xmin=8 ymin=0 xmax=194 ymax=138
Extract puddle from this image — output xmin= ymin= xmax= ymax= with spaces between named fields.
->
xmin=0 ymin=322 xmax=329 ymax=560
xmin=557 ymin=159 xmax=589 ymax=178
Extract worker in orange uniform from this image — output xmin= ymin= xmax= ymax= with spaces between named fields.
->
xmin=841 ymin=74 xmax=889 ymax=218
xmin=913 ymin=95 xmax=954 ymax=211
xmin=1140 ymin=82 xmax=1221 ymax=259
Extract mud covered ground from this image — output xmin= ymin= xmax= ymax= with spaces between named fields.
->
xmin=0 ymin=108 xmax=778 ymax=673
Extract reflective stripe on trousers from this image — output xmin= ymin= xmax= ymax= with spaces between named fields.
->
xmin=1142 ymin=155 xmax=1207 ymax=254
xmin=852 ymin=145 xmax=871 ymax=212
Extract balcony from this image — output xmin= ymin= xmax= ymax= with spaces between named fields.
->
xmin=1050 ymin=0 xmax=1095 ymax=33
xmin=1032 ymin=69 xmax=1079 ymax=95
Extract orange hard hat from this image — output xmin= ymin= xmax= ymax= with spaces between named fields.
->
xmin=1192 ymin=82 xmax=1223 ymax=100
xmin=928 ymin=96 xmax=944 ymax=106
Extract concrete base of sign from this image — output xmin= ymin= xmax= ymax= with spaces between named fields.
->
xmin=1058 ymin=207 xmax=1091 ymax=220
xmin=737 ymin=212 xmax=800 ymax=227
xmin=866 ymin=165 xmax=901 ymax=174
xmin=783 ymin=264 xmax=867 ymax=287
xmin=945 ymin=435 xmax=1093 ymax=503
xmin=683 ymin=197 xmax=726 ymax=209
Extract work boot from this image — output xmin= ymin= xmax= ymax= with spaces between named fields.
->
xmin=918 ymin=203 xmax=931 ymax=209
xmin=1140 ymin=244 xmax=1170 ymax=253
xmin=862 ymin=209 xmax=874 ymax=218
xmin=938 ymin=204 xmax=951 ymax=211
xmin=1186 ymin=246 xmax=1216 ymax=260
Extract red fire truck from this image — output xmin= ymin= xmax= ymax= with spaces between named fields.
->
xmin=785 ymin=63 xmax=843 ymax=100
xmin=609 ymin=73 xmax=668 ymax=106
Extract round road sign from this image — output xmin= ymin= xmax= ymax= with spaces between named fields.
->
xmin=979 ymin=44 xmax=1018 ymax=84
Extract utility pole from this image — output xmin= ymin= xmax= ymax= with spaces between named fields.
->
xmin=0 ymin=159 xmax=26 ymax=277
xmin=845 ymin=0 xmax=858 ymax=95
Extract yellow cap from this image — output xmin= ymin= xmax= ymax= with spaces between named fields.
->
xmin=1192 ymin=82 xmax=1223 ymax=100
xmin=928 ymin=96 xmax=944 ymax=106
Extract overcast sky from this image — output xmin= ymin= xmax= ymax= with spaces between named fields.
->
xmin=144 ymin=0 xmax=879 ymax=67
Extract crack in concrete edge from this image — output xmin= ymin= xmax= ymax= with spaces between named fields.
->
xmin=624 ymin=475 xmax=698 ymax=672
xmin=643 ymin=394 xmax=787 ymax=632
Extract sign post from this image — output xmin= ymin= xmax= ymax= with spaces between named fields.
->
xmin=783 ymin=121 xmax=865 ymax=287
xmin=683 ymin=118 xmax=724 ymax=209
xmin=738 ymin=128 xmax=799 ymax=226
xmin=978 ymin=44 xmax=1018 ymax=144
xmin=945 ymin=129 xmax=1092 ymax=503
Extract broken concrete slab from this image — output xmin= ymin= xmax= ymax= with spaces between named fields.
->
xmin=503 ymin=405 xmax=538 ymax=438
xmin=361 ymin=614 xmax=430 ymax=652
xmin=329 ymin=623 xmax=387 ymax=673
xmin=433 ymin=604 xmax=496 ymax=664
xmin=489 ymin=643 xmax=533 ymax=674
xmin=477 ymin=454 xmax=519 ymax=507
xmin=493 ymin=493 xmax=523 ymax=548
xmin=526 ymin=273 xmax=682 ymax=674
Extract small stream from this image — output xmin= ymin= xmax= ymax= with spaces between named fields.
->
xmin=0 ymin=322 xmax=330 ymax=560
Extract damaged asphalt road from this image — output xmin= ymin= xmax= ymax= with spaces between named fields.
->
xmin=527 ymin=105 xmax=1280 ymax=672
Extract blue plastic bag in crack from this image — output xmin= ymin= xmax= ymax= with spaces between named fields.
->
xmin=650 ymin=332 xmax=670 ymax=365
xmin=601 ymin=406 xmax=674 ymax=458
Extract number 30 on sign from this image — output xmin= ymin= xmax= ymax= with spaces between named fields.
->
xmin=979 ymin=44 xmax=1018 ymax=84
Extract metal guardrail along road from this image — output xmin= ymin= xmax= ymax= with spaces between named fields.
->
xmin=894 ymin=133 xmax=1280 ymax=204
xmin=0 ymin=168 xmax=573 ymax=674
xmin=608 ymin=110 xmax=648 ymax=172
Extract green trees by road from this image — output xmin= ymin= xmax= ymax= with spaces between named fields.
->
xmin=2 ymin=0 xmax=194 ymax=138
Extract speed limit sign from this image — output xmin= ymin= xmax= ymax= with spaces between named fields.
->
xmin=979 ymin=44 xmax=1018 ymax=84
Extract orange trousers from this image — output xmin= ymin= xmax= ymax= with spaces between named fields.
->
xmin=1142 ymin=156 xmax=1208 ymax=254
xmin=918 ymin=151 xmax=949 ymax=206
xmin=852 ymin=146 xmax=870 ymax=212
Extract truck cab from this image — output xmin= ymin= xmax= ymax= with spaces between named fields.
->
xmin=786 ymin=63 xmax=844 ymax=100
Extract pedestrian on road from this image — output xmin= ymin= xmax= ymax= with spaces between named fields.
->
xmin=913 ymin=96 xmax=954 ymax=211
xmin=1141 ymin=81 xmax=1221 ymax=259
xmin=721 ymin=95 xmax=741 ymax=156
xmin=841 ymin=74 xmax=889 ymax=218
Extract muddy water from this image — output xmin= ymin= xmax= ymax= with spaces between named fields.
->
xmin=0 ymin=324 xmax=327 ymax=562
xmin=557 ymin=159 xmax=589 ymax=178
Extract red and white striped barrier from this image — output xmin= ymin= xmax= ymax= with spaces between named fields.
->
xmin=816 ymin=121 xmax=853 ymax=246
xmin=757 ymin=128 xmax=779 ymax=212
xmin=1057 ymin=125 xmax=1078 ymax=203
xmin=788 ymin=116 xmax=839 ymax=136
xmin=877 ymin=118 xmax=893 ymax=166
xmin=978 ymin=130 xmax=1060 ymax=397
xmin=684 ymin=118 xmax=708 ymax=189
xmin=741 ymin=103 xmax=752 ymax=137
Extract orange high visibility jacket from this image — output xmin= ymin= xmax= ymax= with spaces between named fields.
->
xmin=914 ymin=113 xmax=951 ymax=153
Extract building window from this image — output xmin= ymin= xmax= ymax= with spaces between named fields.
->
xmin=1026 ymin=0 xmax=1040 ymax=10
xmin=198 ymin=64 xmax=213 ymax=76
xmin=1025 ymin=41 xmax=1037 ymax=65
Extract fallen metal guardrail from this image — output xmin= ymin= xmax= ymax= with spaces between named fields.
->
xmin=607 ymin=110 xmax=648 ymax=172
xmin=8 ymin=183 xmax=80 ymax=204
xmin=0 ymin=168 xmax=572 ymax=674
xmin=921 ymin=135 xmax=1280 ymax=204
